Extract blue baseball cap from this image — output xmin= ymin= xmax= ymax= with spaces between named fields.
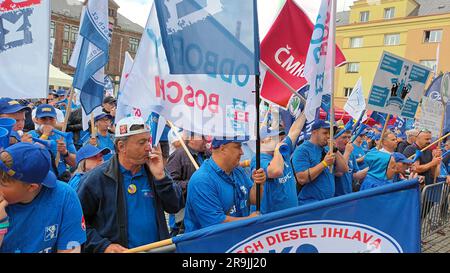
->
xmin=76 ymin=144 xmax=111 ymax=166
xmin=56 ymin=89 xmax=67 ymax=96
xmin=392 ymin=152 xmax=414 ymax=164
xmin=211 ymin=136 xmax=249 ymax=149
xmin=94 ymin=113 xmax=113 ymax=123
xmin=311 ymin=120 xmax=337 ymax=132
xmin=0 ymin=98 xmax=30 ymax=114
xmin=35 ymin=104 xmax=57 ymax=119
xmin=0 ymin=142 xmax=57 ymax=187
xmin=372 ymin=134 xmax=381 ymax=141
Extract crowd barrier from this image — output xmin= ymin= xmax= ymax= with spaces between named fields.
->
xmin=420 ymin=182 xmax=450 ymax=240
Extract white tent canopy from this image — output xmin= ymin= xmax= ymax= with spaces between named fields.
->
xmin=49 ymin=64 xmax=73 ymax=88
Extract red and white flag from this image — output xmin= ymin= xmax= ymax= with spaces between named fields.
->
xmin=260 ymin=0 xmax=345 ymax=109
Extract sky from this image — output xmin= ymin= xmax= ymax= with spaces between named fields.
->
xmin=72 ymin=0 xmax=358 ymax=38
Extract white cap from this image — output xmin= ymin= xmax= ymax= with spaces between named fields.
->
xmin=115 ymin=116 xmax=150 ymax=138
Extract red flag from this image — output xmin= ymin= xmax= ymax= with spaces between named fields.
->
xmin=260 ymin=0 xmax=346 ymax=108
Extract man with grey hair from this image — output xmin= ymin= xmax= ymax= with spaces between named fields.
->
xmin=77 ymin=116 xmax=184 ymax=253
xmin=397 ymin=129 xmax=418 ymax=154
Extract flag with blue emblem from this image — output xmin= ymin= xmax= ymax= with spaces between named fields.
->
xmin=423 ymin=74 xmax=450 ymax=134
xmin=304 ymin=0 xmax=335 ymax=122
xmin=149 ymin=112 xmax=166 ymax=147
xmin=70 ymin=0 xmax=111 ymax=115
xmin=173 ymin=179 xmax=420 ymax=253
xmin=154 ymin=0 xmax=260 ymax=75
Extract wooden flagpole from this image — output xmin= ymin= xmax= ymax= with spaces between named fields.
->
xmin=167 ymin=120 xmax=199 ymax=170
xmin=377 ymin=114 xmax=391 ymax=150
xmin=54 ymin=88 xmax=74 ymax=167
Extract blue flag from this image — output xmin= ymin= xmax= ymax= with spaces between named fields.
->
xmin=71 ymin=1 xmax=111 ymax=114
xmin=154 ymin=0 xmax=260 ymax=75
xmin=370 ymin=111 xmax=388 ymax=125
xmin=173 ymin=180 xmax=420 ymax=253
xmin=424 ymin=74 xmax=450 ymax=134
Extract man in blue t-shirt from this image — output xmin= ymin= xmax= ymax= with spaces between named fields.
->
xmin=334 ymin=129 xmax=368 ymax=195
xmin=250 ymin=113 xmax=306 ymax=214
xmin=184 ymin=137 xmax=267 ymax=233
xmin=0 ymin=143 xmax=86 ymax=253
xmin=86 ymin=113 xmax=115 ymax=161
xmin=352 ymin=133 xmax=368 ymax=169
xmin=292 ymin=120 xmax=349 ymax=205
xmin=28 ymin=104 xmax=76 ymax=179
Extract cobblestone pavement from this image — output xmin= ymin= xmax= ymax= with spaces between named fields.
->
xmin=422 ymin=224 xmax=450 ymax=253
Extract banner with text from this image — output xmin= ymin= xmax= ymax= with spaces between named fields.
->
xmin=367 ymin=52 xmax=431 ymax=119
xmin=0 ymin=0 xmax=50 ymax=99
xmin=174 ymin=179 xmax=420 ymax=253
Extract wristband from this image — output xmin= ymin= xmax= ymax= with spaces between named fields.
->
xmin=41 ymin=134 xmax=49 ymax=140
xmin=0 ymin=222 xmax=9 ymax=229
xmin=0 ymin=216 xmax=8 ymax=224
xmin=0 ymin=228 xmax=8 ymax=235
xmin=322 ymin=161 xmax=328 ymax=168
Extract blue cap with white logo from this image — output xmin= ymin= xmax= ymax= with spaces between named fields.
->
xmin=0 ymin=98 xmax=30 ymax=114
xmin=76 ymin=144 xmax=111 ymax=166
xmin=0 ymin=142 xmax=57 ymax=188
xmin=35 ymin=104 xmax=57 ymax=119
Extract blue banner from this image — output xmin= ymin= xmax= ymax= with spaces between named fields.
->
xmin=173 ymin=179 xmax=420 ymax=253
xmin=370 ymin=111 xmax=388 ymax=125
xmin=424 ymin=74 xmax=450 ymax=133
xmin=154 ymin=0 xmax=260 ymax=75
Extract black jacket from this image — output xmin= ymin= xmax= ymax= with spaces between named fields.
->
xmin=77 ymin=154 xmax=184 ymax=253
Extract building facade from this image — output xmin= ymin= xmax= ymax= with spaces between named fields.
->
xmin=335 ymin=0 xmax=450 ymax=108
xmin=50 ymin=0 xmax=143 ymax=91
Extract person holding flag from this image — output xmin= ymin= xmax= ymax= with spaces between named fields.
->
xmin=292 ymin=120 xmax=349 ymax=205
xmin=77 ymin=117 xmax=184 ymax=253
xmin=183 ymin=138 xmax=267 ymax=233
xmin=250 ymin=113 xmax=307 ymax=214
xmin=86 ymin=113 xmax=115 ymax=161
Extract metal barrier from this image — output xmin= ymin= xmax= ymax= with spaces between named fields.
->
xmin=421 ymin=182 xmax=450 ymax=240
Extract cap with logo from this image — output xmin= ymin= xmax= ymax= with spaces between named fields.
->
xmin=0 ymin=142 xmax=57 ymax=188
xmin=115 ymin=116 xmax=150 ymax=138
xmin=94 ymin=112 xmax=113 ymax=123
xmin=0 ymin=98 xmax=30 ymax=114
xmin=392 ymin=152 xmax=414 ymax=164
xmin=103 ymin=96 xmax=117 ymax=105
xmin=35 ymin=104 xmax=57 ymax=119
xmin=211 ymin=136 xmax=249 ymax=149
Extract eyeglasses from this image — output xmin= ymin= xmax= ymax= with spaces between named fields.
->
xmin=416 ymin=129 xmax=431 ymax=137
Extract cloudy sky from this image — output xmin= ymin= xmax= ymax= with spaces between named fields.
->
xmin=72 ymin=0 xmax=358 ymax=38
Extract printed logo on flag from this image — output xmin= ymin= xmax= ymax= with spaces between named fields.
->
xmin=227 ymin=221 xmax=402 ymax=253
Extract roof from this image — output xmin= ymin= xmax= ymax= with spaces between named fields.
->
xmin=336 ymin=0 xmax=450 ymax=26
xmin=50 ymin=0 xmax=144 ymax=33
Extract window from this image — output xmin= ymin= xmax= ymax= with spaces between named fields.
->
xmin=63 ymin=25 xmax=70 ymax=41
xmin=384 ymin=7 xmax=395 ymax=19
xmin=50 ymin=21 xmax=55 ymax=38
xmin=347 ymin=63 xmax=360 ymax=73
xmin=350 ymin=37 xmax=363 ymax=48
xmin=360 ymin=11 xmax=369 ymax=22
xmin=62 ymin=48 xmax=69 ymax=65
xmin=109 ymin=8 xmax=116 ymax=17
xmin=129 ymin=38 xmax=139 ymax=53
xmin=344 ymin=88 xmax=353 ymax=97
xmin=70 ymin=26 xmax=78 ymax=42
xmin=420 ymin=60 xmax=437 ymax=71
xmin=424 ymin=30 xmax=442 ymax=43
xmin=384 ymin=34 xmax=400 ymax=46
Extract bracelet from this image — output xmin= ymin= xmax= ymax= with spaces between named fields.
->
xmin=0 ymin=216 xmax=8 ymax=224
xmin=0 ymin=228 xmax=8 ymax=235
xmin=41 ymin=134 xmax=49 ymax=140
xmin=0 ymin=222 xmax=9 ymax=229
xmin=322 ymin=161 xmax=328 ymax=168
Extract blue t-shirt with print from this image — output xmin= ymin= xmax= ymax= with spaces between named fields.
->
xmin=292 ymin=141 xmax=335 ymax=205
xmin=68 ymin=173 xmax=84 ymax=191
xmin=119 ymin=164 xmax=159 ymax=248
xmin=0 ymin=182 xmax=86 ymax=253
xmin=29 ymin=130 xmax=76 ymax=175
xmin=352 ymin=143 xmax=368 ymax=169
xmin=184 ymin=158 xmax=253 ymax=233
xmin=335 ymin=153 xmax=359 ymax=196
xmin=250 ymin=136 xmax=297 ymax=214
xmin=93 ymin=133 xmax=115 ymax=161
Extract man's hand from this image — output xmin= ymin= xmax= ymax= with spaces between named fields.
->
xmin=432 ymin=148 xmax=442 ymax=158
xmin=104 ymin=244 xmax=128 ymax=253
xmin=323 ymin=152 xmax=336 ymax=167
xmin=56 ymin=138 xmax=68 ymax=154
xmin=110 ymin=107 xmax=116 ymax=117
xmin=446 ymin=176 xmax=450 ymax=186
xmin=344 ymin=142 xmax=354 ymax=155
xmin=431 ymin=156 xmax=442 ymax=167
xmin=89 ymin=137 xmax=97 ymax=147
xmin=21 ymin=133 xmax=33 ymax=143
xmin=247 ymin=211 xmax=261 ymax=219
xmin=252 ymin=168 xmax=266 ymax=185
xmin=148 ymin=144 xmax=165 ymax=180
xmin=0 ymin=193 xmax=8 ymax=221
xmin=40 ymin=124 xmax=53 ymax=136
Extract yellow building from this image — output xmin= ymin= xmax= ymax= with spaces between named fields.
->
xmin=335 ymin=0 xmax=450 ymax=108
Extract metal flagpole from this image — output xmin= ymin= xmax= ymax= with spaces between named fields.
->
xmin=329 ymin=0 xmax=337 ymax=172
xmin=255 ymin=74 xmax=261 ymax=212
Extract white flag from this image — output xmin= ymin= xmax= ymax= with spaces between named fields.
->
xmin=344 ymin=77 xmax=367 ymax=121
xmin=0 ymin=1 xmax=50 ymax=99
xmin=115 ymin=51 xmax=135 ymax=123
xmin=304 ymin=0 xmax=335 ymax=122
xmin=121 ymin=3 xmax=256 ymax=138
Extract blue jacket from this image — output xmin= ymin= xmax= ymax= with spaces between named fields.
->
xmin=77 ymin=154 xmax=184 ymax=253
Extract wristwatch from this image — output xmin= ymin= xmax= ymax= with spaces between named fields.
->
xmin=62 ymin=151 xmax=70 ymax=157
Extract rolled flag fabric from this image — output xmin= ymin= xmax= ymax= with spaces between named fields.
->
xmin=412 ymin=150 xmax=423 ymax=162
xmin=334 ymin=119 xmax=355 ymax=139
xmin=351 ymin=123 xmax=369 ymax=143
xmin=149 ymin=112 xmax=166 ymax=147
